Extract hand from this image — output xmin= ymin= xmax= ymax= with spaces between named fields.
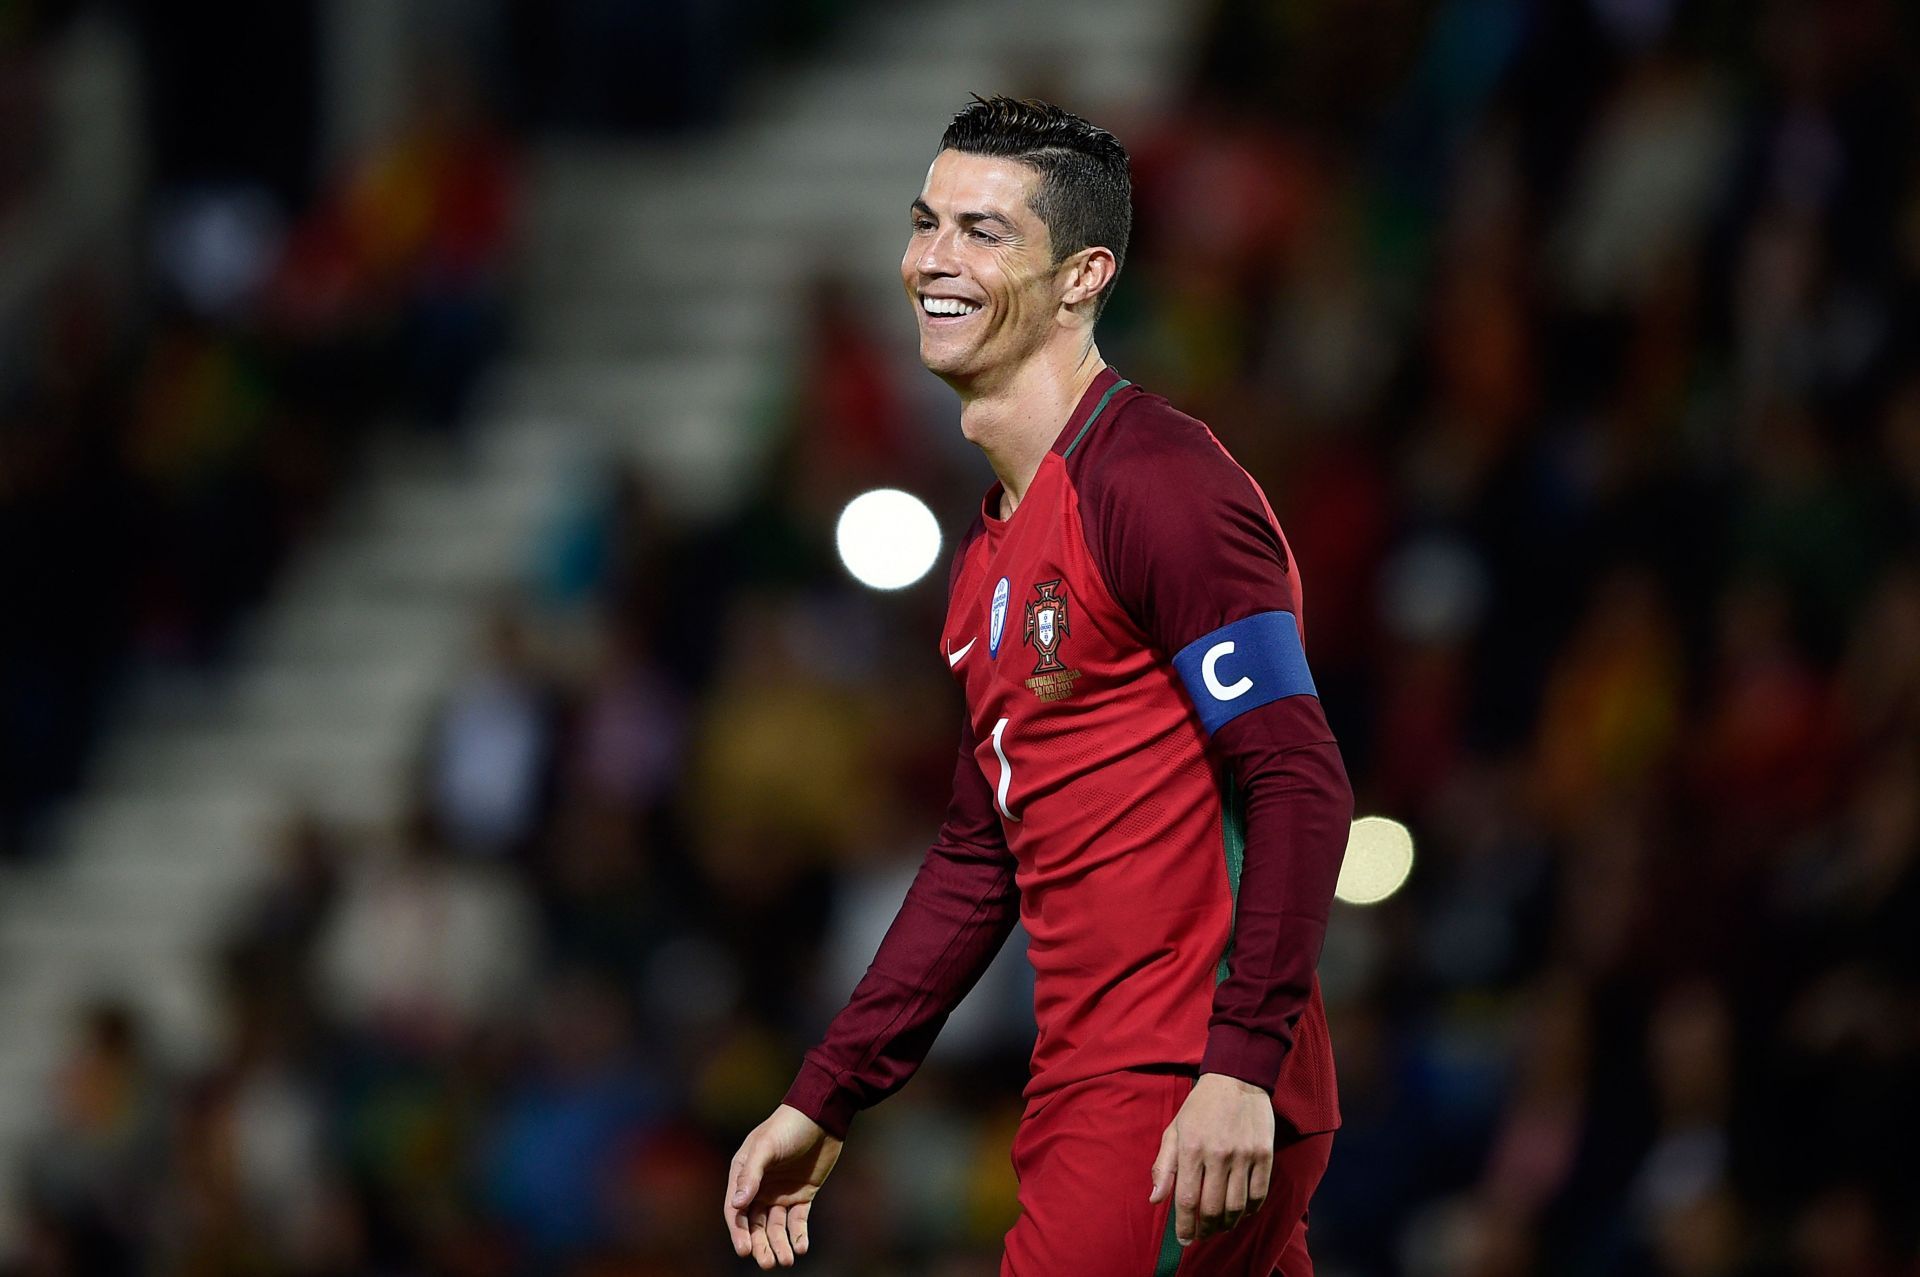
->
xmin=724 ymin=1104 xmax=844 ymax=1269
xmin=1147 ymin=1072 xmax=1275 ymax=1247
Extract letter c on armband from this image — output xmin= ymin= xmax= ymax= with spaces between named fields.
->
xmin=1201 ymin=641 xmax=1253 ymax=701
xmin=1173 ymin=611 xmax=1317 ymax=735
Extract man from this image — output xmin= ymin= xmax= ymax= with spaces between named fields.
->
xmin=724 ymin=96 xmax=1352 ymax=1276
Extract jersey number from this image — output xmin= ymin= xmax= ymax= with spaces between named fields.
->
xmin=989 ymin=717 xmax=1021 ymax=823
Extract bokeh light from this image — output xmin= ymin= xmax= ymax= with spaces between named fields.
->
xmin=1336 ymin=816 xmax=1415 ymax=905
xmin=835 ymin=488 xmax=941 ymax=590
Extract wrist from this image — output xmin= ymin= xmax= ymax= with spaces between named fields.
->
xmin=1199 ymin=1023 xmax=1286 ymax=1093
xmin=782 ymin=1059 xmax=858 ymax=1139
xmin=1197 ymin=1071 xmax=1267 ymax=1097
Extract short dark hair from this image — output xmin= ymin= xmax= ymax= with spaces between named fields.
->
xmin=939 ymin=95 xmax=1132 ymax=316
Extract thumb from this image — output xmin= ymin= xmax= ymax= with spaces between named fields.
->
xmin=1147 ymin=1122 xmax=1178 ymax=1203
xmin=732 ymin=1140 xmax=768 ymax=1207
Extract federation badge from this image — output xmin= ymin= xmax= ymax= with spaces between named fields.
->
xmin=989 ymin=577 xmax=1010 ymax=657
xmin=1021 ymin=579 xmax=1082 ymax=701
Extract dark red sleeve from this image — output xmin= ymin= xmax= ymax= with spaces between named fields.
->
xmin=780 ymin=700 xmax=1018 ymax=1138
xmin=1076 ymin=403 xmax=1352 ymax=1092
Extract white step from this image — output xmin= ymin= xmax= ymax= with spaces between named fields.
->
xmin=521 ymin=294 xmax=783 ymax=359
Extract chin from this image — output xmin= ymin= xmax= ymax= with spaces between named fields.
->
xmin=918 ymin=340 xmax=977 ymax=381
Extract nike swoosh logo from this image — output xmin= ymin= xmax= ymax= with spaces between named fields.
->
xmin=947 ymin=638 xmax=977 ymax=667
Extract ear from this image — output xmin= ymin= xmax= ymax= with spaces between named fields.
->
xmin=1058 ymin=246 xmax=1118 ymax=311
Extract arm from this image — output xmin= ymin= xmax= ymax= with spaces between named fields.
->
xmin=725 ymin=717 xmax=1018 ymax=1268
xmin=1198 ymin=700 xmax=1352 ymax=1086
xmin=781 ymin=713 xmax=1019 ymax=1134
xmin=1079 ymin=417 xmax=1351 ymax=1245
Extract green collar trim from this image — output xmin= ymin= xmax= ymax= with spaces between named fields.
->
xmin=1060 ymin=377 xmax=1132 ymax=459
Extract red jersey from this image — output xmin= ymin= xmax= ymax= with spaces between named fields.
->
xmin=786 ymin=367 xmax=1350 ymax=1139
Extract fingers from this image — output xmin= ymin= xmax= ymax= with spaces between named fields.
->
xmin=1174 ymin=1143 xmax=1202 ymax=1246
xmin=768 ymin=1204 xmax=797 ymax=1267
xmin=1147 ymin=1123 xmax=1178 ymax=1204
xmin=790 ymin=1201 xmax=812 ymax=1256
xmin=1197 ymin=1155 xmax=1229 ymax=1239
xmin=725 ymin=1150 xmax=754 ymax=1257
xmin=750 ymin=1208 xmax=774 ymax=1270
xmin=1176 ymin=1151 xmax=1269 ymax=1243
xmin=731 ymin=1137 xmax=782 ymax=1266
xmin=1221 ymin=1153 xmax=1248 ymax=1232
xmin=729 ymin=1203 xmax=753 ymax=1258
xmin=1248 ymin=1151 xmax=1272 ymax=1217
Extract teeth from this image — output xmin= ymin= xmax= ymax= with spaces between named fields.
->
xmin=922 ymin=297 xmax=981 ymax=316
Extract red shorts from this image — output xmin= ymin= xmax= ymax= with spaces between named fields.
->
xmin=1000 ymin=1071 xmax=1332 ymax=1277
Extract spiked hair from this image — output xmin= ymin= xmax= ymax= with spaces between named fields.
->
xmin=938 ymin=95 xmax=1133 ymax=316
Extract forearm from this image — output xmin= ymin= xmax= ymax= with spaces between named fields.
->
xmin=1199 ymin=699 xmax=1352 ymax=1090
xmin=783 ymin=719 xmax=1016 ymax=1138
xmin=783 ymin=831 xmax=1017 ymax=1136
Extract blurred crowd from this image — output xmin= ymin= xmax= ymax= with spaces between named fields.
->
xmin=9 ymin=0 xmax=1920 ymax=1274
xmin=0 ymin=6 xmax=517 ymax=858
xmin=1114 ymin=1 xmax=1920 ymax=1272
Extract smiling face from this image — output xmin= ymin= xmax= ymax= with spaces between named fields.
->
xmin=902 ymin=150 xmax=1067 ymax=388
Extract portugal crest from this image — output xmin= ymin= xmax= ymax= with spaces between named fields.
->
xmin=1021 ymin=580 xmax=1081 ymax=701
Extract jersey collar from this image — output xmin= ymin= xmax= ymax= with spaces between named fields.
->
xmin=1049 ymin=365 xmax=1130 ymax=457
xmin=980 ymin=366 xmax=1133 ymax=526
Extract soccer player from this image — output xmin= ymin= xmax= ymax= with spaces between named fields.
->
xmin=724 ymin=97 xmax=1352 ymax=1276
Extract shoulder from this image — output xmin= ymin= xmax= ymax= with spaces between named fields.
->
xmin=1068 ymin=387 xmax=1264 ymax=515
xmin=1067 ymin=387 xmax=1282 ymax=555
xmin=1061 ymin=388 xmax=1302 ymax=645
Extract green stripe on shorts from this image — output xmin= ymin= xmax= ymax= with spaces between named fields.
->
xmin=1154 ymin=1203 xmax=1184 ymax=1276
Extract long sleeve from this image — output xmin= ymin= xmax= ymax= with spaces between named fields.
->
xmin=1198 ymin=707 xmax=1352 ymax=1086
xmin=781 ymin=716 xmax=1019 ymax=1137
xmin=1077 ymin=409 xmax=1352 ymax=1092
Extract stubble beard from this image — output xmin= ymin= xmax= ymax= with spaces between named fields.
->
xmin=919 ymin=327 xmax=985 ymax=386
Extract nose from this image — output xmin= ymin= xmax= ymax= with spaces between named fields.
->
xmin=914 ymin=225 xmax=960 ymax=280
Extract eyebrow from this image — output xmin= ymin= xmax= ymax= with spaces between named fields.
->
xmin=911 ymin=199 xmax=1017 ymax=232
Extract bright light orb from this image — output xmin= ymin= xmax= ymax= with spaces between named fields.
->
xmin=836 ymin=489 xmax=941 ymax=591
xmin=1336 ymin=816 xmax=1415 ymax=906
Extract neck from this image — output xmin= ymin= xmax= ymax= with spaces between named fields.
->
xmin=957 ymin=336 xmax=1107 ymax=516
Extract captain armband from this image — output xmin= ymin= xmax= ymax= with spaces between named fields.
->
xmin=1171 ymin=610 xmax=1318 ymax=735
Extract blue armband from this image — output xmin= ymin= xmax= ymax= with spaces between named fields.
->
xmin=1171 ymin=610 xmax=1318 ymax=735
